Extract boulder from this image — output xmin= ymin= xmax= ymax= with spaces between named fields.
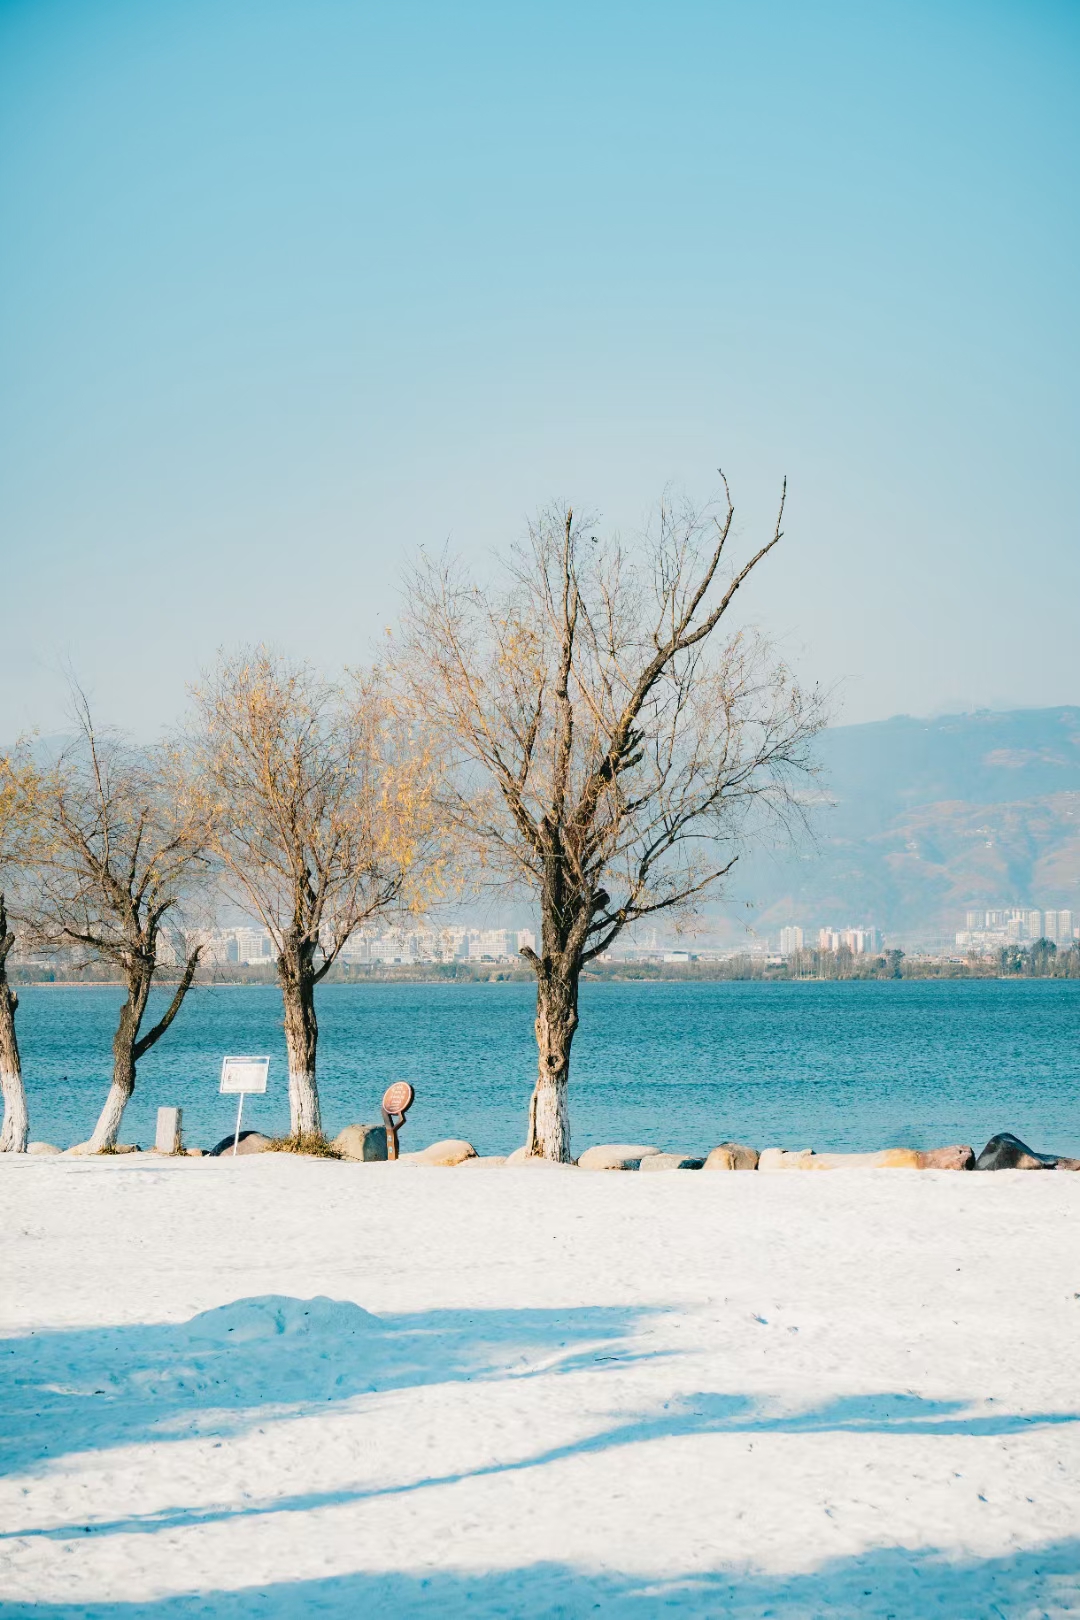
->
xmin=333 ymin=1123 xmax=389 ymax=1162
xmin=503 ymin=1147 xmax=579 ymax=1166
xmin=577 ymin=1143 xmax=663 ymax=1171
xmin=638 ymin=1152 xmax=704 ymax=1171
xmin=399 ymin=1139 xmax=478 ymax=1166
xmin=758 ymin=1147 xmax=816 ymax=1171
xmin=26 ymin=1142 xmax=61 ymax=1156
xmin=759 ymin=1147 xmax=941 ymax=1171
xmin=703 ymin=1142 xmax=760 ymax=1171
xmin=975 ymin=1132 xmax=1060 ymax=1171
xmin=457 ymin=1155 xmax=507 ymax=1166
xmin=915 ymin=1145 xmax=974 ymax=1171
xmin=207 ymin=1130 xmax=273 ymax=1158
xmin=185 ymin=1148 xmax=205 ymax=1158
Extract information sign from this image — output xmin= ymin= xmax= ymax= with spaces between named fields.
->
xmin=219 ymin=1056 xmax=271 ymax=1155
xmin=220 ymin=1056 xmax=270 ymax=1095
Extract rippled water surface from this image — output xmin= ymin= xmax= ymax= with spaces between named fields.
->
xmin=12 ymin=978 xmax=1080 ymax=1157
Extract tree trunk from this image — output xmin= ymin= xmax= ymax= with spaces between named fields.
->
xmin=0 ymin=904 xmax=27 ymax=1152
xmin=279 ymin=947 xmax=321 ymax=1137
xmin=525 ymin=967 xmax=578 ymax=1161
xmin=88 ymin=965 xmax=152 ymax=1151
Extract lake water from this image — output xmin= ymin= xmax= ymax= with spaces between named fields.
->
xmin=11 ymin=978 xmax=1080 ymax=1158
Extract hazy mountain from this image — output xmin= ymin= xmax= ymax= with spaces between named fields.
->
xmin=729 ymin=708 xmax=1080 ymax=944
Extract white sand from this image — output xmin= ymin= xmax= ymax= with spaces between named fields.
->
xmin=1 ymin=1155 xmax=1078 ymax=1617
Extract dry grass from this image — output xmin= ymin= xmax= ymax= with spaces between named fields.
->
xmin=264 ymin=1132 xmax=343 ymax=1159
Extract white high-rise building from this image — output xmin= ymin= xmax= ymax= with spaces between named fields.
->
xmin=818 ymin=926 xmax=881 ymax=956
xmin=779 ymin=926 xmax=804 ymax=956
xmin=1043 ymin=910 xmax=1074 ymax=945
xmin=234 ymin=927 xmax=272 ymax=964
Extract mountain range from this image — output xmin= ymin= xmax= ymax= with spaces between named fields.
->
xmin=729 ymin=707 xmax=1080 ymax=945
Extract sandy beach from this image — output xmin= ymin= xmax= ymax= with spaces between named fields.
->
xmin=1 ymin=1155 xmax=1078 ymax=1617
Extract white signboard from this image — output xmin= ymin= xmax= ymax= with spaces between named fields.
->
xmin=220 ymin=1056 xmax=270 ymax=1095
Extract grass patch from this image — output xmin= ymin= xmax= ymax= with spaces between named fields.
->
xmin=265 ymin=1132 xmax=343 ymax=1159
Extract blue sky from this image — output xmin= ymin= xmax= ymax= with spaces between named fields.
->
xmin=1 ymin=0 xmax=1077 ymax=738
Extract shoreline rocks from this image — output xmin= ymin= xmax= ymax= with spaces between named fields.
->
xmin=638 ymin=1152 xmax=704 ymax=1171
xmin=916 ymin=1145 xmax=975 ymax=1171
xmin=703 ymin=1143 xmax=760 ymax=1171
xmin=504 ymin=1147 xmax=580 ymax=1167
xmin=577 ymin=1144 xmax=664 ymax=1171
xmin=759 ymin=1146 xmax=974 ymax=1172
xmin=207 ymin=1131 xmax=272 ymax=1158
xmin=398 ymin=1139 xmax=478 ymax=1166
xmin=975 ymin=1132 xmax=1080 ymax=1172
xmin=332 ymin=1123 xmax=388 ymax=1162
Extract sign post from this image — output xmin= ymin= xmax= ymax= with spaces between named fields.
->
xmin=381 ymin=1081 xmax=415 ymax=1160
xmin=220 ymin=1056 xmax=270 ymax=1155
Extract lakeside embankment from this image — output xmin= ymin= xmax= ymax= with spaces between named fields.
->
xmin=11 ymin=979 xmax=1080 ymax=1166
xmin=1 ymin=1155 xmax=1077 ymax=1617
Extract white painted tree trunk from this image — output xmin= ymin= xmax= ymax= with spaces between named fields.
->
xmin=525 ymin=970 xmax=578 ymax=1161
xmin=526 ymin=1067 xmax=571 ymax=1161
xmin=280 ymin=959 xmax=322 ymax=1138
xmin=88 ymin=1079 xmax=130 ymax=1151
xmin=288 ymin=1068 xmax=322 ymax=1138
xmin=0 ymin=1065 xmax=28 ymax=1152
xmin=0 ymin=913 xmax=27 ymax=1152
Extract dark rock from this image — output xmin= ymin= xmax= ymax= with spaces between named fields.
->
xmin=974 ymin=1133 xmax=1058 ymax=1171
xmin=207 ymin=1130 xmax=272 ymax=1158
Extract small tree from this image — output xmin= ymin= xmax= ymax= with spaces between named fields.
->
xmin=192 ymin=649 xmax=440 ymax=1139
xmin=30 ymin=697 xmax=209 ymax=1150
xmin=399 ymin=476 xmax=823 ymax=1159
xmin=0 ymin=750 xmax=36 ymax=1152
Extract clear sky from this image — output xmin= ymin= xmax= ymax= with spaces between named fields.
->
xmin=1 ymin=0 xmax=1077 ymax=739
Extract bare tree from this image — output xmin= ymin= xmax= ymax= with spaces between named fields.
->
xmin=29 ymin=696 xmax=209 ymax=1151
xmin=0 ymin=750 xmax=36 ymax=1152
xmin=398 ymin=476 xmax=824 ymax=1160
xmin=191 ymin=649 xmax=440 ymax=1140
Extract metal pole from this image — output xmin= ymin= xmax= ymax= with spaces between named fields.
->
xmin=233 ymin=1091 xmax=245 ymax=1156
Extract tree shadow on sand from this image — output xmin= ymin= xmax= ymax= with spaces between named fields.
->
xmin=3 ymin=1542 xmax=1080 ymax=1618
xmin=3 ymin=1294 xmax=1078 ymax=1559
xmin=1 ymin=1295 xmax=667 ymax=1478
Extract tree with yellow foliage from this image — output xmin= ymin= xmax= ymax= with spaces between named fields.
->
xmin=192 ymin=649 xmax=442 ymax=1141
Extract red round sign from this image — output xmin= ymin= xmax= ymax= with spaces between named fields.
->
xmin=382 ymin=1081 xmax=414 ymax=1116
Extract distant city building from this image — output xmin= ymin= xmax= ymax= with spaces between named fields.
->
xmin=1043 ymin=909 xmax=1075 ymax=945
xmin=340 ymin=921 xmax=537 ymax=966
xmin=956 ymin=905 xmax=1074 ymax=951
xmin=818 ymin=926 xmax=881 ymax=955
xmin=779 ymin=926 xmax=804 ymax=956
xmin=234 ymin=927 xmax=272 ymax=964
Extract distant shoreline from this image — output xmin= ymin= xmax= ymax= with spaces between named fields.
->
xmin=11 ymin=964 xmax=1079 ymax=987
